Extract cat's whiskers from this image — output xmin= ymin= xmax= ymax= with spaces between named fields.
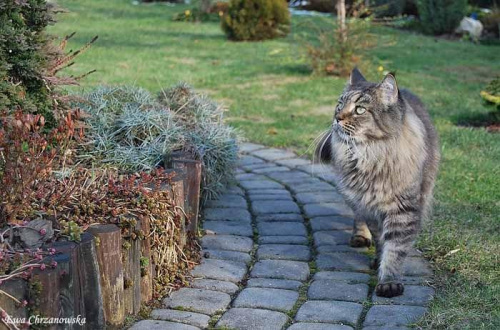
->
xmin=308 ymin=129 xmax=331 ymax=164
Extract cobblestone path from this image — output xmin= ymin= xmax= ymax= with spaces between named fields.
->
xmin=131 ymin=143 xmax=435 ymax=330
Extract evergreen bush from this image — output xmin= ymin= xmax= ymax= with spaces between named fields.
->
xmin=0 ymin=0 xmax=55 ymax=118
xmin=221 ymin=0 xmax=291 ymax=41
xmin=371 ymin=0 xmax=406 ymax=17
xmin=416 ymin=0 xmax=467 ymax=35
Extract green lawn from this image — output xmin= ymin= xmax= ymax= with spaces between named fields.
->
xmin=50 ymin=1 xmax=500 ymax=329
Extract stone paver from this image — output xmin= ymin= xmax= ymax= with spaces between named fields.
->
xmin=247 ymin=278 xmax=303 ymax=291
xmin=295 ymin=192 xmax=344 ymax=204
xmin=239 ymin=142 xmax=265 ymax=153
xmin=257 ymin=244 xmax=311 ymax=261
xmin=233 ymin=287 xmax=299 ymax=312
xmin=257 ymin=222 xmax=307 ymax=236
xmin=317 ymin=245 xmax=369 ymax=254
xmin=201 ymin=235 xmax=253 ymax=252
xmin=191 ymin=259 xmax=247 ymax=283
xmin=256 ymin=213 xmax=303 ymax=222
xmin=295 ymin=300 xmax=363 ymax=325
xmin=251 ymin=260 xmax=310 ymax=281
xmin=216 ymin=308 xmax=289 ymax=330
xmin=206 ymin=194 xmax=247 ymax=208
xmin=203 ymin=220 xmax=253 ymax=237
xmin=239 ymin=179 xmax=283 ymax=190
xmin=151 ymin=309 xmax=210 ymax=328
xmin=203 ymin=207 xmax=251 ymax=222
xmin=372 ymin=285 xmax=435 ymax=306
xmin=190 ymin=279 xmax=239 ymax=294
xmin=163 ymin=288 xmax=231 ymax=315
xmin=258 ymin=235 xmax=309 ymax=245
xmin=314 ymin=230 xmax=352 ymax=246
xmin=251 ymin=200 xmax=300 ymax=215
xmin=288 ymin=324 xmax=354 ymax=330
xmin=252 ymin=166 xmax=290 ymax=174
xmin=236 ymin=173 xmax=268 ymax=181
xmin=226 ymin=185 xmax=245 ymax=195
xmin=308 ymin=280 xmax=369 ymax=302
xmin=310 ymin=216 xmax=353 ymax=231
xmin=265 ymin=170 xmax=311 ymax=181
xmin=313 ymin=271 xmax=370 ymax=283
xmin=134 ymin=144 xmax=434 ymax=329
xmin=130 ymin=320 xmax=200 ymax=330
xmin=247 ymin=189 xmax=291 ymax=196
xmin=289 ymin=182 xmax=337 ymax=194
xmin=316 ymin=252 xmax=371 ymax=271
xmin=304 ymin=203 xmax=354 ymax=217
xmin=275 ymin=158 xmax=312 ymax=168
xmin=202 ymin=249 xmax=252 ymax=265
xmin=249 ymin=193 xmax=294 ymax=201
xmin=363 ymin=305 xmax=427 ymax=327
xmin=252 ymin=148 xmax=297 ymax=161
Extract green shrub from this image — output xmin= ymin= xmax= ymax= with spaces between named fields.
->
xmin=371 ymin=0 xmax=406 ymax=17
xmin=416 ymin=0 xmax=467 ymax=35
xmin=0 ymin=0 xmax=54 ymax=118
xmin=481 ymin=77 xmax=500 ymax=108
xmin=305 ymin=17 xmax=376 ymax=77
xmin=222 ymin=0 xmax=291 ymax=41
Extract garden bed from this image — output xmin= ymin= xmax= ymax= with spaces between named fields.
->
xmin=0 ymin=152 xmax=203 ymax=329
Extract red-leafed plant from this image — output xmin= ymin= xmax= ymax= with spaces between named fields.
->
xmin=0 ymin=110 xmax=80 ymax=225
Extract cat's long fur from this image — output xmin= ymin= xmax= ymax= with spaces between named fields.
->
xmin=316 ymin=68 xmax=440 ymax=297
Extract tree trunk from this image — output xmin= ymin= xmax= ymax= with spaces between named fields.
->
xmin=201 ymin=0 xmax=211 ymax=14
xmin=336 ymin=0 xmax=347 ymax=42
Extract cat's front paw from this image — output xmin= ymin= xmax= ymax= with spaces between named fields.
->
xmin=375 ymin=282 xmax=404 ymax=297
xmin=349 ymin=235 xmax=372 ymax=248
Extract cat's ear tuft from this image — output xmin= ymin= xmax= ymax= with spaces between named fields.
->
xmin=349 ymin=67 xmax=366 ymax=85
xmin=379 ymin=74 xmax=398 ymax=105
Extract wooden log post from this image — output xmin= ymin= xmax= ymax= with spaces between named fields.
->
xmin=122 ymin=217 xmax=141 ymax=316
xmin=77 ymin=232 xmax=105 ymax=329
xmin=171 ymin=152 xmax=202 ymax=235
xmin=162 ymin=168 xmax=186 ymax=249
xmin=30 ymin=265 xmax=59 ymax=329
xmin=0 ymin=278 xmax=28 ymax=330
xmin=87 ymin=224 xmax=125 ymax=328
xmin=49 ymin=240 xmax=83 ymax=329
xmin=139 ymin=215 xmax=153 ymax=303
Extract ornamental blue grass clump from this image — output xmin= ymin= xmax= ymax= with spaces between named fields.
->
xmin=158 ymin=83 xmax=239 ymax=202
xmin=75 ymin=86 xmax=184 ymax=170
xmin=76 ymin=84 xmax=239 ymax=202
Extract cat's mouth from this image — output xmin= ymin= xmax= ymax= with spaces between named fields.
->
xmin=333 ymin=122 xmax=354 ymax=142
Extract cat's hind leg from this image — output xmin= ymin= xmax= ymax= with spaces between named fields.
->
xmin=375 ymin=212 xmax=419 ymax=297
xmin=349 ymin=216 xmax=372 ymax=248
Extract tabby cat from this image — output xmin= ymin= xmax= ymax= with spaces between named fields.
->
xmin=316 ymin=68 xmax=440 ymax=297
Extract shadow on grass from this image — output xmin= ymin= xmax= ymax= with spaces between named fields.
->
xmin=275 ymin=64 xmax=312 ymax=76
xmin=454 ymin=107 xmax=500 ymax=132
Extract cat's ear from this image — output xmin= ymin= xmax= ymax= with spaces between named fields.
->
xmin=379 ymin=74 xmax=398 ymax=105
xmin=349 ymin=67 xmax=366 ymax=85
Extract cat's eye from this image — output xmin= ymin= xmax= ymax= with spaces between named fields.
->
xmin=355 ymin=106 xmax=366 ymax=115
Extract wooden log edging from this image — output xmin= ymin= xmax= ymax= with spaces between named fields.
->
xmin=0 ymin=160 xmax=203 ymax=328
xmin=170 ymin=153 xmax=202 ymax=235
xmin=87 ymin=224 xmax=125 ymax=328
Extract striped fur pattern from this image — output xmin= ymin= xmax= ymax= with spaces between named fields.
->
xmin=316 ymin=68 xmax=440 ymax=297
